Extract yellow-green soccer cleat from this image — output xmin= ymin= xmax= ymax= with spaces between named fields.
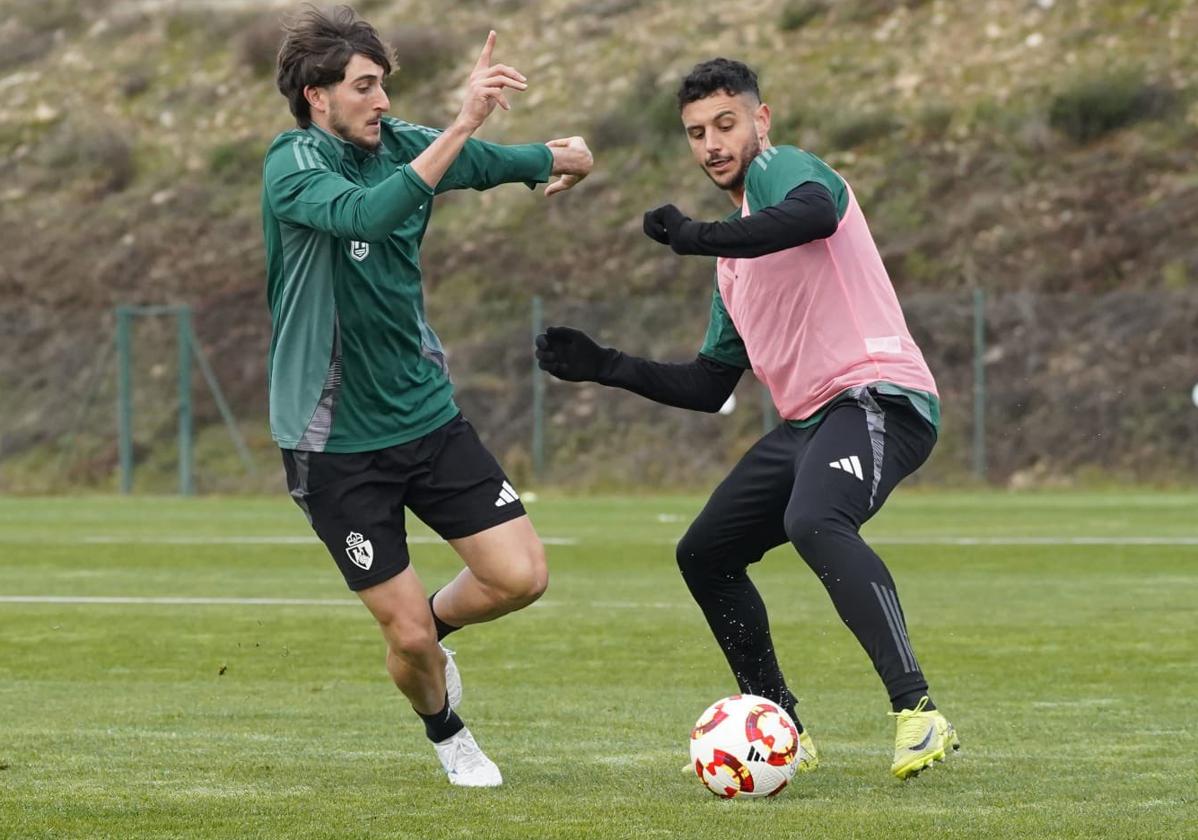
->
xmin=796 ymin=729 xmax=820 ymax=773
xmin=889 ymin=696 xmax=960 ymax=780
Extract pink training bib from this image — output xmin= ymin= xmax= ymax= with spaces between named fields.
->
xmin=716 ymin=183 xmax=937 ymax=421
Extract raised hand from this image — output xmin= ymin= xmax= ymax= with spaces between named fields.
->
xmin=534 ymin=326 xmax=613 ymax=382
xmin=455 ymin=31 xmax=528 ymax=132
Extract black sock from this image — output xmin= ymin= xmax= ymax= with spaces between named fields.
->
xmin=416 ymin=694 xmax=465 ymax=743
xmin=892 ymin=691 xmax=935 ymax=713
xmin=428 ymin=592 xmax=460 ymax=642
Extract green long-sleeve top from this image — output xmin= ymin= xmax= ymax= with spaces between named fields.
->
xmin=261 ymin=119 xmax=552 ymax=452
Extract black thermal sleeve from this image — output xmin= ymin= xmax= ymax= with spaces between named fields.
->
xmin=597 ymin=352 xmax=744 ymax=413
xmin=671 ymin=181 xmax=839 ymax=258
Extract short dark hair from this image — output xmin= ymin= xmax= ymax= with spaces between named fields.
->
xmin=276 ymin=5 xmax=394 ymax=128
xmin=676 ymin=58 xmax=760 ymax=111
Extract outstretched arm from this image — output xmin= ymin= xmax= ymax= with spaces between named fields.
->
xmin=642 ymin=182 xmax=839 ymax=258
xmin=266 ymin=30 xmax=528 ymax=238
xmin=534 ymin=326 xmax=743 ymax=413
xmin=408 ymin=31 xmax=529 ymax=191
xmin=435 ymin=133 xmax=591 ymax=195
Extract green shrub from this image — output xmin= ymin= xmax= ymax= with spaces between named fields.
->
xmin=209 ymin=139 xmax=265 ymax=185
xmin=0 ymin=23 xmax=54 ymax=73
xmin=9 ymin=0 xmax=91 ymax=34
xmin=164 ymin=10 xmax=207 ymax=41
xmin=915 ymin=101 xmax=954 ymax=140
xmin=0 ymin=0 xmax=108 ymax=70
xmin=120 ymin=72 xmax=151 ymax=100
xmin=39 ymin=122 xmax=135 ymax=195
xmin=591 ymin=74 xmax=682 ymax=151
xmin=779 ymin=0 xmax=829 ymax=31
xmin=901 ymin=248 xmax=940 ymax=284
xmin=1049 ymin=69 xmax=1176 ymax=144
xmin=236 ymin=13 xmax=285 ymax=78
xmin=84 ymin=131 xmax=135 ymax=195
xmin=824 ymin=109 xmax=901 ymax=149
xmin=1161 ymin=260 xmax=1190 ymax=289
xmin=832 ymin=0 xmax=929 ymax=24
xmin=589 ymin=0 xmax=642 ymax=15
xmin=386 ymin=26 xmax=460 ymax=93
xmin=163 ymin=8 xmax=247 ymax=44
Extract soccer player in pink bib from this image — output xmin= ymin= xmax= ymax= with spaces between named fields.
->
xmin=536 ymin=58 xmax=959 ymax=779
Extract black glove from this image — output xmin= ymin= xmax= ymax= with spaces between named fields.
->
xmin=637 ymin=203 xmax=694 ymax=245
xmin=534 ymin=326 xmax=616 ymax=382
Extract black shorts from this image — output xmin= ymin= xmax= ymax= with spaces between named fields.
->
xmin=680 ymin=387 xmax=937 ymax=566
xmin=281 ymin=414 xmax=526 ymax=591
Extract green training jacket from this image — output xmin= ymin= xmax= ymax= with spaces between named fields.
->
xmin=262 ymin=119 xmax=551 ymax=452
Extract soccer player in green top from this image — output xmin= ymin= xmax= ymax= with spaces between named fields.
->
xmin=263 ymin=6 xmax=592 ymax=786
xmin=536 ymin=59 xmax=959 ymax=780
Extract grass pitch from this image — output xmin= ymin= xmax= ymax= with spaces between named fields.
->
xmin=1 ymin=491 xmax=1195 ymax=839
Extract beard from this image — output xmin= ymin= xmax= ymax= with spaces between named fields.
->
xmin=705 ymin=135 xmax=762 ymax=193
xmin=329 ymin=104 xmax=380 ymax=152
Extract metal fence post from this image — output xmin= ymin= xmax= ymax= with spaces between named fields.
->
xmin=177 ymin=305 xmax=194 ymax=496
xmin=531 ymin=295 xmax=545 ymax=479
xmin=116 ymin=306 xmax=133 ymax=494
xmin=972 ymin=287 xmax=987 ymax=482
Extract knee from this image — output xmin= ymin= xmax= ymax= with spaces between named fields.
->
xmin=382 ymin=617 xmax=437 ymax=662
xmin=785 ymin=507 xmax=837 ymax=557
xmin=675 ymin=530 xmax=717 ymax=586
xmin=520 ymin=540 xmax=550 ymax=605
xmin=675 ymin=532 xmax=700 ymax=578
xmin=494 ymin=539 xmax=549 ymax=608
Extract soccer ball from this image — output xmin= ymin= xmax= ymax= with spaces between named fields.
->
xmin=689 ymin=694 xmax=799 ymax=798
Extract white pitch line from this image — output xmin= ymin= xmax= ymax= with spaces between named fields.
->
xmin=5 ymin=535 xmax=577 ymax=546
xmin=2 ymin=534 xmax=1194 ymax=548
xmin=84 ymin=536 xmax=317 ymax=544
xmin=868 ymin=536 xmax=1198 ymax=546
xmin=0 ymin=596 xmax=678 ymax=609
xmin=0 ymin=596 xmax=358 ymax=606
xmin=641 ymin=536 xmax=1198 ymax=547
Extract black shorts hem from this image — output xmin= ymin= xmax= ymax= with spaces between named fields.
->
xmin=344 ymin=562 xmax=407 ymax=593
xmin=436 ymin=502 xmax=527 ymax=541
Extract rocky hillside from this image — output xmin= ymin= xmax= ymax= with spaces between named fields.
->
xmin=2 ymin=0 xmax=1196 ymax=491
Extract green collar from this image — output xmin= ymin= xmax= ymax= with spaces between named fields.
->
xmin=305 ymin=122 xmax=387 ymax=163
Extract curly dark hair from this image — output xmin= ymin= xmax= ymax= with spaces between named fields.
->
xmin=676 ymin=58 xmax=760 ymax=111
xmin=276 ymin=5 xmax=394 ymax=128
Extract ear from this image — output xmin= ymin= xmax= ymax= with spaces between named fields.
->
xmin=755 ymin=102 xmax=772 ymax=143
xmin=303 ymin=84 xmax=329 ymax=118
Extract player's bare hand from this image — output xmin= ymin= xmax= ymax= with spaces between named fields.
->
xmin=544 ymin=136 xmax=592 ymax=197
xmin=454 ymin=31 xmax=527 ymax=132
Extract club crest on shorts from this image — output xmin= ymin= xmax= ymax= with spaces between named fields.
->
xmin=348 ymin=240 xmax=369 ymax=262
xmin=345 ymin=531 xmax=374 ymax=570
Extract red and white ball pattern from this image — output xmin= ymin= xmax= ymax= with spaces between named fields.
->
xmin=689 ymin=694 xmax=799 ymax=798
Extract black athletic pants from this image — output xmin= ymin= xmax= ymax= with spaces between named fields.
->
xmin=675 ymin=387 xmax=937 ymax=713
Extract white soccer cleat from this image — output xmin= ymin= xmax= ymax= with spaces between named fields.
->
xmin=434 ymin=727 xmax=502 ymax=787
xmin=441 ymin=643 xmax=462 ymax=710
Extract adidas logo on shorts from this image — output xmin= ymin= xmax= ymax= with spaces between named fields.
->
xmin=494 ymin=480 xmax=520 ymax=507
